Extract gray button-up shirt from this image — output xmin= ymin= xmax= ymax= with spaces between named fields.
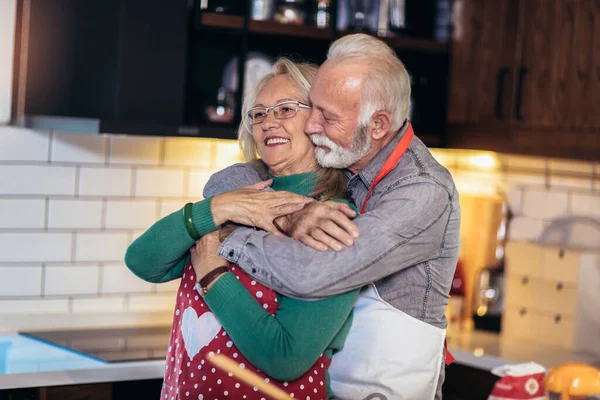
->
xmin=204 ymin=124 xmax=461 ymax=398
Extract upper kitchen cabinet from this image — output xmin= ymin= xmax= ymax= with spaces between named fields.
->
xmin=448 ymin=0 xmax=600 ymax=160
xmin=11 ymin=0 xmax=453 ymax=142
xmin=12 ymin=0 xmax=192 ymax=136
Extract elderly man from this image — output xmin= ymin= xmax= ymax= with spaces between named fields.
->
xmin=204 ymin=33 xmax=460 ymax=399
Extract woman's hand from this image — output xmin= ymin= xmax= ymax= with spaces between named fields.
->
xmin=190 ymin=231 xmax=228 ymax=284
xmin=211 ymin=180 xmax=313 ymax=236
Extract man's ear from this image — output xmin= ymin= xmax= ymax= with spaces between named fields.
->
xmin=369 ymin=111 xmax=392 ymax=140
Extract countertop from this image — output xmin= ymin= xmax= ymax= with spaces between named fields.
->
xmin=2 ymin=330 xmax=600 ymax=390
xmin=0 ymin=334 xmax=165 ymax=390
xmin=447 ymin=329 xmax=600 ymax=372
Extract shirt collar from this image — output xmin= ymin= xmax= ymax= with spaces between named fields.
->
xmin=348 ymin=120 xmax=410 ymax=187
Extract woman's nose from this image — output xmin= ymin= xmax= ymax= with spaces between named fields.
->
xmin=260 ymin=110 xmax=280 ymax=129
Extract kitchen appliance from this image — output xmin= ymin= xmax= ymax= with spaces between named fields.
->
xmin=472 ymin=200 xmax=513 ymax=332
xmin=21 ymin=327 xmax=172 ymax=363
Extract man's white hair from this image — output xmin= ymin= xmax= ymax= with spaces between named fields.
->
xmin=326 ymin=34 xmax=411 ymax=133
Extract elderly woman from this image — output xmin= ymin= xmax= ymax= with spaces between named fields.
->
xmin=125 ymin=58 xmax=360 ymax=399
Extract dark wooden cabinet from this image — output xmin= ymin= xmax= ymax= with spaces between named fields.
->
xmin=448 ymin=0 xmax=600 ymax=160
xmin=14 ymin=0 xmax=190 ymax=136
xmin=12 ymin=0 xmax=452 ymax=144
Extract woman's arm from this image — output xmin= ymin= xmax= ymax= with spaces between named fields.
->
xmin=191 ymin=226 xmax=360 ymax=382
xmin=125 ymin=198 xmax=216 ymax=283
xmin=205 ymin=273 xmax=360 ymax=381
xmin=125 ymin=166 xmax=311 ymax=283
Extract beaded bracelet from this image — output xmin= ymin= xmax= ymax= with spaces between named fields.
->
xmin=183 ymin=202 xmax=201 ymax=240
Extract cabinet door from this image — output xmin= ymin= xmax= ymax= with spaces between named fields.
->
xmin=447 ymin=0 xmax=520 ymax=126
xmin=513 ymin=0 xmax=600 ymax=158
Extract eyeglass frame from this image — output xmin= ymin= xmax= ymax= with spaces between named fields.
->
xmin=246 ymin=100 xmax=312 ymax=126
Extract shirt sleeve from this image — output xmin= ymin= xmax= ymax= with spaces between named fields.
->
xmin=202 ymin=162 xmax=265 ymax=197
xmin=204 ymin=272 xmax=359 ymax=381
xmin=217 ymin=179 xmax=454 ymax=298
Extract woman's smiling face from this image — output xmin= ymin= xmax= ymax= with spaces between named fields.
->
xmin=252 ymin=74 xmax=317 ymax=177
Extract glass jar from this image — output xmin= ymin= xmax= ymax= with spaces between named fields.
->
xmin=274 ymin=0 xmax=306 ymax=25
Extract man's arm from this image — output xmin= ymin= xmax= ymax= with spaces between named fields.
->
xmin=203 ymin=162 xmax=264 ymax=197
xmin=218 ymin=179 xmax=453 ymax=298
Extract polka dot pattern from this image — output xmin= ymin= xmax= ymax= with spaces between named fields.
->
xmin=160 ymin=261 xmax=330 ymax=400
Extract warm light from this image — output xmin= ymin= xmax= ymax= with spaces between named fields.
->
xmin=469 ymin=154 xmax=497 ymax=170
xmin=476 ymin=305 xmax=488 ymax=316
xmin=474 ymin=348 xmax=484 ymax=357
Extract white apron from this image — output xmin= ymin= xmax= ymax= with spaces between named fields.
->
xmin=329 ymin=284 xmax=446 ymax=400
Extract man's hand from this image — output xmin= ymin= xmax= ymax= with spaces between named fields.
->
xmin=275 ymin=201 xmax=359 ymax=252
xmin=211 ymin=180 xmax=313 ymax=236
xmin=190 ymin=231 xmax=227 ymax=282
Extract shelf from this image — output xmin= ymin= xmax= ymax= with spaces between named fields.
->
xmin=338 ymin=30 xmax=450 ymax=55
xmin=248 ymin=19 xmax=332 ymax=40
xmin=198 ymin=12 xmax=243 ymax=31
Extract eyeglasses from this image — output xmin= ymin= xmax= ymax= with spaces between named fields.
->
xmin=247 ymin=101 xmax=311 ymax=125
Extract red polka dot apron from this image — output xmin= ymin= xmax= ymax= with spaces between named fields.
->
xmin=161 ymin=263 xmax=330 ymax=400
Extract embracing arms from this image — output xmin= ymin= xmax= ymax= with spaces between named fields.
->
xmin=191 ymin=232 xmax=359 ymax=381
xmin=205 ymin=163 xmax=454 ymax=299
xmin=125 ymin=165 xmax=310 ymax=283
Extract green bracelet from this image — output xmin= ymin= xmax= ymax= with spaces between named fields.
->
xmin=183 ymin=202 xmax=201 ymax=240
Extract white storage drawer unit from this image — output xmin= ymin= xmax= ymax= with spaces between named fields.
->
xmin=504 ymin=241 xmax=600 ymax=355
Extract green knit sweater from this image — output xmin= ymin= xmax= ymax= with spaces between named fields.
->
xmin=125 ymin=172 xmax=360 ymax=398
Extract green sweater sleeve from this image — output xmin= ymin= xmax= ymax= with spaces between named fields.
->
xmin=124 ymin=197 xmax=217 ymax=283
xmin=205 ymin=273 xmax=360 ymax=381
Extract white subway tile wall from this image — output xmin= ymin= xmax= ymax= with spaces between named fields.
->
xmin=44 ymin=265 xmax=100 ymax=296
xmin=0 ymin=199 xmax=45 ymax=228
xmin=0 ymin=127 xmax=229 ymax=333
xmin=51 ymin=132 xmax=107 ymax=164
xmin=47 ymin=199 xmax=103 ymax=229
xmin=0 ymin=126 xmax=598 ymax=333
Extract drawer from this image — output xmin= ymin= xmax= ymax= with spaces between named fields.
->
xmin=505 ymin=276 xmax=578 ymax=316
xmin=542 ymin=247 xmax=580 ymax=284
xmin=534 ymin=312 xmax=576 ymax=349
xmin=535 ymin=280 xmax=578 ymax=316
xmin=505 ymin=276 xmax=538 ymax=309
xmin=506 ymin=242 xmax=543 ymax=279
xmin=503 ymin=306 xmax=537 ymax=339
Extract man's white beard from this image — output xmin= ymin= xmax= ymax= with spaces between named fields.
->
xmin=310 ymin=125 xmax=372 ymax=169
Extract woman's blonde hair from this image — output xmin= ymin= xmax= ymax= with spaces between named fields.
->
xmin=237 ymin=57 xmax=347 ymax=201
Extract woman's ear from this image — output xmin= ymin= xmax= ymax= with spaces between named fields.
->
xmin=369 ymin=111 xmax=392 ymax=140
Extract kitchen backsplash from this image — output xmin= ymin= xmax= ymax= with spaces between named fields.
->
xmin=0 ymin=125 xmax=598 ymax=333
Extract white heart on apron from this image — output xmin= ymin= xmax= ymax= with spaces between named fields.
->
xmin=180 ymin=307 xmax=222 ymax=360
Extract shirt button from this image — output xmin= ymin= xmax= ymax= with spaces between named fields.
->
xmin=228 ymin=250 xmax=235 ymax=257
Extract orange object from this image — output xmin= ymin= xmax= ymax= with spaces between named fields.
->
xmin=545 ymin=363 xmax=600 ymax=400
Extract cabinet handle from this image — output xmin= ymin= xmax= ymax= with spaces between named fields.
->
xmin=521 ymin=276 xmax=529 ymax=285
xmin=495 ymin=68 xmax=509 ymax=120
xmin=519 ymin=308 xmax=527 ymax=316
xmin=554 ymin=314 xmax=562 ymax=323
xmin=556 ymin=282 xmax=564 ymax=291
xmin=515 ymin=67 xmax=528 ymax=121
xmin=559 ymin=249 xmax=565 ymax=258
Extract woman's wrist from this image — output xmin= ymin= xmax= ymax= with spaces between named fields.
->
xmin=195 ymin=265 xmax=229 ymax=297
xmin=205 ymin=272 xmax=227 ymax=291
xmin=210 ymin=193 xmax=232 ymax=226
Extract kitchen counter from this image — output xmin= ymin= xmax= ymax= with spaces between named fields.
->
xmin=0 ymin=334 xmax=165 ymax=390
xmin=3 ymin=330 xmax=600 ymax=391
xmin=447 ymin=329 xmax=600 ymax=371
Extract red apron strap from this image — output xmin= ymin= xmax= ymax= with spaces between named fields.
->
xmin=444 ymin=340 xmax=454 ymax=365
xmin=360 ymin=123 xmax=414 ymax=214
